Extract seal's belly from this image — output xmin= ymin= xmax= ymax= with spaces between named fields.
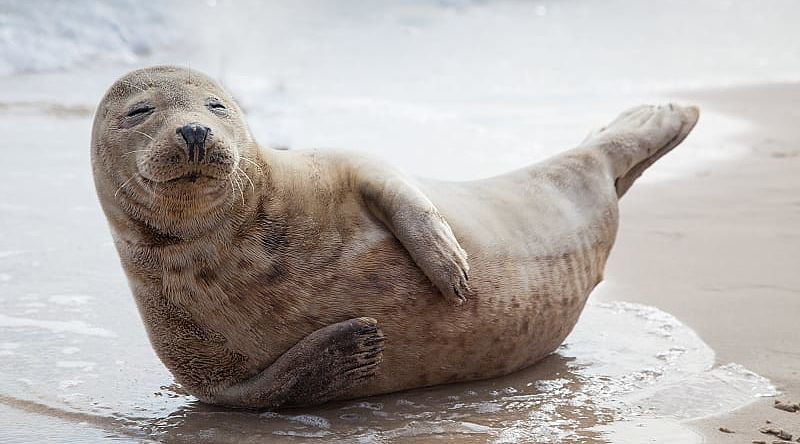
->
xmin=341 ymin=170 xmax=620 ymax=396
xmin=340 ymin=226 xmax=616 ymax=398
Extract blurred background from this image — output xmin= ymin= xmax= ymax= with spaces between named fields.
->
xmin=1 ymin=1 xmax=799 ymax=443
xmin=2 ymin=0 xmax=799 ymax=178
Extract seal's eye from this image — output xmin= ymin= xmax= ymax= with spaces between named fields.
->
xmin=206 ymin=99 xmax=228 ymax=114
xmin=127 ymin=105 xmax=154 ymax=118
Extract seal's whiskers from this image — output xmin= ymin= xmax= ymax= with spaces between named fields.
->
xmin=130 ymin=129 xmax=155 ymax=141
xmin=235 ymin=165 xmax=255 ymax=192
xmin=113 ymin=175 xmax=137 ymax=198
xmin=122 ymin=149 xmax=152 ymax=157
xmin=239 ymin=156 xmax=263 ymax=174
xmin=227 ymin=174 xmax=244 ymax=204
xmin=232 ymin=172 xmax=245 ymax=203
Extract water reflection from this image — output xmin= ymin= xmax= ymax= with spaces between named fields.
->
xmin=126 ymin=352 xmax=606 ymax=444
xmin=0 ymin=300 xmax=773 ymax=443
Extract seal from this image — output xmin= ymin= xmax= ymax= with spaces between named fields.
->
xmin=92 ymin=66 xmax=699 ymax=408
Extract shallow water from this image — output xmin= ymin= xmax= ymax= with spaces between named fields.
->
xmin=1 ymin=1 xmax=797 ymax=442
xmin=0 ymin=270 xmax=778 ymax=443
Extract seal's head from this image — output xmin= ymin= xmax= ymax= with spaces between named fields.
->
xmin=92 ymin=66 xmax=259 ymax=238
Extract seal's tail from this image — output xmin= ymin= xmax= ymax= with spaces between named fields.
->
xmin=588 ymin=104 xmax=700 ymax=197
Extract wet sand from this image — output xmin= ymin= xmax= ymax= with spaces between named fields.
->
xmin=600 ymin=83 xmax=800 ymax=442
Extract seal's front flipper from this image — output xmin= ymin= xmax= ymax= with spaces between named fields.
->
xmin=356 ymin=162 xmax=472 ymax=305
xmin=584 ymin=104 xmax=699 ymax=197
xmin=207 ymin=317 xmax=385 ymax=409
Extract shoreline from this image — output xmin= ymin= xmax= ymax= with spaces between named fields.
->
xmin=598 ymin=82 xmax=800 ymax=442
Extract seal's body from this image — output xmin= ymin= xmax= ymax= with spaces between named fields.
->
xmin=209 ymin=149 xmax=618 ymax=398
xmin=92 ymin=66 xmax=698 ymax=408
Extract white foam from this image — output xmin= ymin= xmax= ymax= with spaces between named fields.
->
xmin=56 ymin=361 xmax=95 ymax=370
xmin=0 ymin=250 xmax=30 ymax=258
xmin=286 ymin=414 xmax=330 ymax=429
xmin=259 ymin=412 xmax=331 ymax=429
xmin=0 ymin=0 xmax=178 ymax=75
xmin=47 ymin=294 xmax=92 ymax=306
xmin=0 ymin=314 xmax=116 ymax=338
xmin=58 ymin=379 xmax=82 ymax=390
xmin=271 ymin=430 xmax=331 ymax=438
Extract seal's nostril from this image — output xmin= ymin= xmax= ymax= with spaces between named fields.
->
xmin=176 ymin=123 xmax=211 ymax=162
xmin=177 ymin=123 xmax=209 ymax=145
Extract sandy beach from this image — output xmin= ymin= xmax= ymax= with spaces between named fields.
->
xmin=602 ymin=83 xmax=800 ymax=442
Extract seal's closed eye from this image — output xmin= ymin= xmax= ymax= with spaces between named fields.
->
xmin=206 ymin=98 xmax=227 ymax=111
xmin=127 ymin=104 xmax=154 ymax=118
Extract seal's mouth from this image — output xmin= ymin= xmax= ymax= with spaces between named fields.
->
xmin=140 ymin=167 xmax=230 ymax=185
xmin=165 ymin=172 xmax=216 ymax=184
xmin=134 ymin=140 xmax=237 ymax=186
xmin=140 ymin=171 xmax=228 ymax=190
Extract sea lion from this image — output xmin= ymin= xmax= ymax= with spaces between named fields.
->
xmin=91 ymin=66 xmax=699 ymax=409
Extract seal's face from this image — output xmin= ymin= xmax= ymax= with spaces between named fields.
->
xmin=92 ymin=66 xmax=257 ymax=235
xmin=125 ymin=94 xmax=238 ymax=186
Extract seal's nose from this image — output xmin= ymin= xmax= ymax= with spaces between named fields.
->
xmin=176 ymin=123 xmax=210 ymax=162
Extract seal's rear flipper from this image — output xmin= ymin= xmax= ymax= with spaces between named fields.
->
xmin=586 ymin=104 xmax=700 ymax=197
